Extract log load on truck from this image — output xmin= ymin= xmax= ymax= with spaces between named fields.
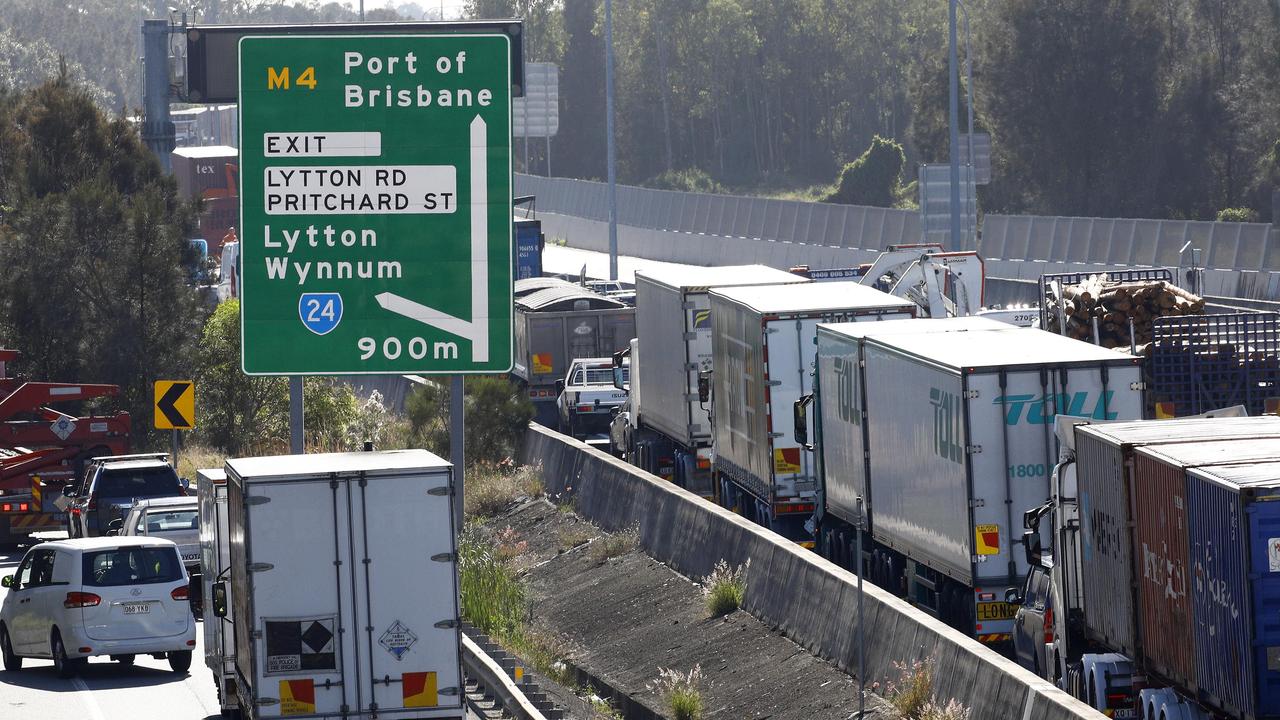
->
xmin=1016 ymin=415 xmax=1280 ymax=720
xmin=800 ymin=321 xmax=1144 ymax=651
xmin=0 ymin=349 xmax=131 ymax=545
xmin=707 ymin=281 xmax=915 ymax=542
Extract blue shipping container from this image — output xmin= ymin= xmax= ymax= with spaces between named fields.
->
xmin=1187 ymin=460 xmax=1280 ymax=720
xmin=514 ymin=218 xmax=543 ymax=280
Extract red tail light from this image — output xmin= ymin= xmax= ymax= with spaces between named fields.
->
xmin=171 ymin=585 xmax=189 ymax=601
xmin=64 ymin=592 xmax=101 ymax=608
xmin=71 ymin=507 xmax=81 ymax=516
xmin=0 ymin=503 xmax=9 ymax=512
xmin=1043 ymin=607 xmax=1055 ymax=645
xmin=17 ymin=503 xmax=28 ymax=512
xmin=1105 ymin=692 xmax=1132 ymax=708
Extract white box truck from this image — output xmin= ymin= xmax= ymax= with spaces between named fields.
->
xmin=198 ymin=467 xmax=238 ymax=718
xmin=617 ymin=265 xmax=806 ymax=496
xmin=212 ymin=450 xmax=462 ymax=720
xmin=708 ymin=281 xmax=916 ymax=541
xmin=859 ymin=327 xmax=1143 ymax=649
xmin=805 ymin=317 xmax=1011 ymax=563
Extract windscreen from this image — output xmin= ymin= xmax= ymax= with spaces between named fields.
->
xmin=82 ymin=546 xmax=183 ymax=587
xmin=145 ymin=509 xmax=199 ymax=534
xmin=95 ymin=468 xmax=180 ymax=498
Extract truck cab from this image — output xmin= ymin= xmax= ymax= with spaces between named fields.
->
xmin=557 ymin=358 xmax=628 ymax=440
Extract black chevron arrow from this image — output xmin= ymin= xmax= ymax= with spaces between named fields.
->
xmin=158 ymin=382 xmax=192 ymax=428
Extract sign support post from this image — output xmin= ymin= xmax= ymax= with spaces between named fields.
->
xmin=290 ymin=376 xmax=304 ymax=454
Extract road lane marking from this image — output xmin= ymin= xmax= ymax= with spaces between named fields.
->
xmin=71 ymin=676 xmax=107 ymax=720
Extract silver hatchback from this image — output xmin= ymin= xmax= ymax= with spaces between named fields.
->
xmin=115 ymin=497 xmax=200 ymax=569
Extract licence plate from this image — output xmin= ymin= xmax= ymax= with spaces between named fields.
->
xmin=976 ymin=601 xmax=1015 ymax=621
xmin=122 ymin=602 xmax=151 ymax=615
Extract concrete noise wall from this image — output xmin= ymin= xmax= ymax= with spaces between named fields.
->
xmin=520 ymin=423 xmax=1099 ymax=720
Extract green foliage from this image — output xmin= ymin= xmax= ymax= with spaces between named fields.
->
xmin=589 ymin=525 xmax=639 ymax=563
xmin=703 ymin=558 xmax=748 ymax=617
xmin=195 ymin=300 xmax=287 ymax=455
xmin=1216 ymin=207 xmax=1259 ymax=223
xmin=823 ymin=136 xmax=906 ymax=207
xmin=650 ymin=666 xmax=704 ymax=720
xmin=405 ymin=376 xmax=535 ymax=466
xmin=459 ymin=531 xmax=529 ymax=641
xmin=465 ymin=462 xmax=545 ymax=520
xmin=0 ymin=76 xmax=203 ymax=447
xmin=644 ymin=168 xmax=725 ymax=194
xmin=879 ymin=657 xmax=971 ymax=720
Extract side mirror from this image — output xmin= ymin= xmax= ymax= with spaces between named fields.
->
xmin=697 ymin=372 xmax=712 ymax=404
xmin=1022 ymin=530 xmax=1043 ymax=567
xmin=612 ymin=367 xmax=627 ymax=391
xmin=180 ymin=477 xmax=191 ymax=490
xmin=212 ymin=581 xmax=229 ymax=618
xmin=0 ymin=575 xmax=12 ymax=588
xmin=1005 ymin=587 xmax=1023 ymax=605
xmin=555 ymin=379 xmax=565 ymax=394
xmin=63 ymin=485 xmax=77 ymax=498
xmin=107 ymin=518 xmax=124 ymax=534
xmin=794 ymin=394 xmax=814 ymax=449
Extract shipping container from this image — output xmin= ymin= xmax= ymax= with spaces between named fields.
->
xmin=813 ymin=316 xmax=1009 ymax=533
xmin=633 ymin=265 xmax=805 ymax=449
xmin=862 ymin=328 xmax=1144 ymax=640
xmin=1132 ymin=439 xmax=1280 ymax=694
xmin=224 ymin=450 xmax=462 ymax=720
xmin=1186 ymin=460 xmax=1280 ymax=720
xmin=709 ymin=282 xmax=914 ymax=538
xmin=171 ymin=145 xmax=239 ymax=200
xmin=1074 ymin=418 xmax=1280 ymax=660
xmin=514 ymin=217 xmax=544 ymax=280
xmin=511 ymin=280 xmax=633 ymax=427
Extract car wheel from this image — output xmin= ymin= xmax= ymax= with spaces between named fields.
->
xmin=0 ymin=625 xmax=22 ymax=671
xmin=51 ymin=630 xmax=80 ymax=679
xmin=169 ymin=649 xmax=192 ymax=673
xmin=112 ymin=654 xmax=135 ymax=666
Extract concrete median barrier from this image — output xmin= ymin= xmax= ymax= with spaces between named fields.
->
xmin=521 ymin=422 xmax=1103 ymax=720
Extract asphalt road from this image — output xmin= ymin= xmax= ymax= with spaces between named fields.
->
xmin=0 ymin=538 xmax=223 ymax=720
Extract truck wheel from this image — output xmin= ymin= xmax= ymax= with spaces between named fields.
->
xmin=169 ymin=650 xmax=193 ymax=673
xmin=1 ymin=625 xmax=22 ymax=671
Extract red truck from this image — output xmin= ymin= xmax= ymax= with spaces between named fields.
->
xmin=0 ymin=349 xmax=131 ymax=545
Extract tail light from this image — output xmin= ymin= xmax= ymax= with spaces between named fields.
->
xmin=64 ymin=592 xmax=102 ymax=608
xmin=171 ymin=585 xmax=189 ymax=601
xmin=1106 ymin=692 xmax=1132 ymax=709
xmin=17 ymin=503 xmax=28 ymax=512
xmin=71 ymin=507 xmax=82 ymax=516
xmin=695 ymin=457 xmax=711 ymax=471
xmin=1043 ymin=607 xmax=1055 ymax=645
xmin=0 ymin=503 xmax=9 ymax=512
xmin=576 ymin=405 xmax=593 ymax=413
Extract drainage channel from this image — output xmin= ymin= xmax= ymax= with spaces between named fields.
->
xmin=462 ymin=624 xmax=565 ymax=720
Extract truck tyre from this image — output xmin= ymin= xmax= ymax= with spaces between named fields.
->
xmin=169 ymin=649 xmax=193 ymax=673
xmin=0 ymin=625 xmax=21 ymax=671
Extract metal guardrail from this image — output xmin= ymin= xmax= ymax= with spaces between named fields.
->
xmin=461 ymin=629 xmax=555 ymax=720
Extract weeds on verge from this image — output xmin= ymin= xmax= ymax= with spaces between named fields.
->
xmin=650 ymin=665 xmax=705 ymax=720
xmin=557 ymin=524 xmax=594 ymax=552
xmin=703 ymin=559 xmax=749 ymax=617
xmin=878 ymin=658 xmax=970 ymax=720
xmin=465 ymin=461 xmax=544 ymax=520
xmin=457 ymin=530 xmax=573 ymax=686
xmin=589 ymin=525 xmax=639 ymax=563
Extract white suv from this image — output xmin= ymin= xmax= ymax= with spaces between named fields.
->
xmin=0 ymin=536 xmax=196 ymax=677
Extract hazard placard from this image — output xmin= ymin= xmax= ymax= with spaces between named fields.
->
xmin=975 ymin=524 xmax=1000 ymax=555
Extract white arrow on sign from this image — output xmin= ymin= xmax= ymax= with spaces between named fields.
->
xmin=376 ymin=115 xmax=491 ymax=364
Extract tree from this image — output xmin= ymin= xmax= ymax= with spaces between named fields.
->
xmin=555 ymin=0 xmax=606 ymax=179
xmin=0 ymin=75 xmax=204 ymax=447
xmin=823 ymin=136 xmax=906 ymax=208
xmin=404 ymin=376 xmax=534 ymax=465
xmin=195 ymin=300 xmax=288 ymax=454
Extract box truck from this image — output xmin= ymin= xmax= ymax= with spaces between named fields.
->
xmin=1012 ymin=416 xmax=1280 ymax=720
xmin=198 ymin=467 xmax=238 ymax=718
xmin=709 ymin=281 xmax=915 ymax=541
xmin=212 ymin=450 xmax=462 ymax=720
xmin=615 ymin=265 xmax=806 ymax=496
xmin=803 ymin=316 xmax=1011 ymax=565
xmin=856 ymin=327 xmax=1144 ymax=647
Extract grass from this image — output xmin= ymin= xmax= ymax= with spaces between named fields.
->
xmin=464 ymin=462 xmax=544 ymax=520
xmin=457 ymin=529 xmax=573 ymax=685
xmin=588 ymin=525 xmax=639 ymax=563
xmin=878 ymin=657 xmax=970 ymax=720
xmin=557 ymin=524 xmax=594 ymax=552
xmin=175 ymin=443 xmax=224 ymax=483
xmin=703 ymin=559 xmax=749 ymax=617
xmin=650 ymin=666 xmax=705 ymax=720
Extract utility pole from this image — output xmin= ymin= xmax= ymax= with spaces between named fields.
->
xmin=604 ymin=0 xmax=619 ymax=281
xmin=947 ymin=0 xmax=962 ymax=251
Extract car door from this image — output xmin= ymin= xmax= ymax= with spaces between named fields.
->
xmin=7 ymin=549 xmax=48 ymax=653
xmin=24 ymin=549 xmax=61 ymax=657
xmin=1013 ymin=566 xmax=1046 ymax=671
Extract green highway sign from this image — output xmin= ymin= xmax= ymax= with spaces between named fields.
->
xmin=238 ymin=33 xmax=513 ymax=375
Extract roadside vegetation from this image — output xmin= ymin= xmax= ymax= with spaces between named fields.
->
xmin=703 ymin=559 xmax=749 ymax=617
xmin=650 ymin=666 xmax=705 ymax=720
xmin=878 ymin=658 xmax=971 ymax=720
